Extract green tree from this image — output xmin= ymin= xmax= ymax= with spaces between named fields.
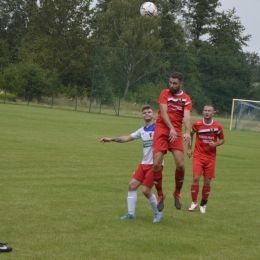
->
xmin=0 ymin=39 xmax=10 ymax=72
xmin=158 ymin=0 xmax=186 ymax=52
xmin=0 ymin=0 xmax=37 ymax=62
xmin=90 ymin=0 xmax=165 ymax=101
xmin=208 ymin=9 xmax=251 ymax=56
xmin=183 ymin=0 xmax=221 ymax=51
xmin=2 ymin=62 xmax=60 ymax=94
xmin=19 ymin=0 xmax=93 ymax=91
xmin=244 ymin=52 xmax=260 ymax=100
xmin=92 ymin=0 xmax=163 ymax=51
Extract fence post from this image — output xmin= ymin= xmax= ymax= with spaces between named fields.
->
xmin=89 ymin=46 xmax=97 ymax=113
xmin=99 ymin=101 xmax=102 ymax=113
xmin=75 ymin=92 xmax=78 ymax=111
xmin=118 ymin=48 xmax=126 ymax=116
xmin=27 ymin=92 xmax=30 ymax=105
xmin=51 ymin=95 xmax=54 ymax=108
xmin=4 ymin=89 xmax=6 ymax=104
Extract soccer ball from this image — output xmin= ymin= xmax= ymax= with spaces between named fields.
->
xmin=140 ymin=2 xmax=158 ymax=17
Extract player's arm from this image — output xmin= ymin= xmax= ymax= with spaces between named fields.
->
xmin=187 ymin=129 xmax=194 ymax=158
xmin=183 ymin=109 xmax=191 ymax=145
xmin=208 ymin=138 xmax=225 ymax=147
xmin=100 ymin=135 xmax=134 ymax=144
xmin=159 ymin=103 xmax=177 ymax=142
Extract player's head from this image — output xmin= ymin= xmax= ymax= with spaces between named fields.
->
xmin=203 ymin=105 xmax=215 ymax=119
xmin=142 ymin=105 xmax=154 ymax=122
xmin=169 ymin=72 xmax=184 ymax=94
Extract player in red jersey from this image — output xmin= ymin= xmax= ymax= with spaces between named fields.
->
xmin=187 ymin=105 xmax=225 ymax=213
xmin=152 ymin=72 xmax=192 ymax=211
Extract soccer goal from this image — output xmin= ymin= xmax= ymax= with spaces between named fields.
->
xmin=230 ymin=99 xmax=260 ymax=132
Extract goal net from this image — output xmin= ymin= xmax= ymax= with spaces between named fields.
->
xmin=230 ymin=99 xmax=260 ymax=132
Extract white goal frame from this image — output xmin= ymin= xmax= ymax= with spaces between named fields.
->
xmin=230 ymin=98 xmax=260 ymax=130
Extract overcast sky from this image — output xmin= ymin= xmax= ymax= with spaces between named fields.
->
xmin=218 ymin=0 xmax=259 ymax=54
xmin=90 ymin=0 xmax=260 ymax=54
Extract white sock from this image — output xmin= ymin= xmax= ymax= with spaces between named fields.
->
xmin=148 ymin=194 xmax=159 ymax=214
xmin=127 ymin=191 xmax=137 ymax=215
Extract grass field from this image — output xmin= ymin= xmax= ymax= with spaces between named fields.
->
xmin=1 ymin=104 xmax=259 ymax=260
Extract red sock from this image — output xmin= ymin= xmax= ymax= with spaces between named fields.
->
xmin=202 ymin=186 xmax=211 ymax=201
xmin=153 ymin=169 xmax=164 ymax=197
xmin=191 ymin=185 xmax=199 ymax=203
xmin=174 ymin=169 xmax=185 ymax=195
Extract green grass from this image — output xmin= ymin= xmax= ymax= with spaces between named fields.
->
xmin=1 ymin=103 xmax=259 ymax=260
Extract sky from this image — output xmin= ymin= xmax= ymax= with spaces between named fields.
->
xmin=90 ymin=0 xmax=260 ymax=54
xmin=218 ymin=0 xmax=260 ymax=54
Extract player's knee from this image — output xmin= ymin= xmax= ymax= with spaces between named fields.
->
xmin=142 ymin=187 xmax=151 ymax=198
xmin=176 ymin=164 xmax=185 ymax=171
xmin=192 ymin=177 xmax=200 ymax=185
xmin=128 ymin=182 xmax=137 ymax=191
xmin=153 ymin=163 xmax=162 ymax=172
xmin=204 ymin=178 xmax=211 ymax=186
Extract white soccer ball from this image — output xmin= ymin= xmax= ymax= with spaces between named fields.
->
xmin=140 ymin=2 xmax=158 ymax=17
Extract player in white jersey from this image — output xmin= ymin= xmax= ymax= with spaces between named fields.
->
xmin=100 ymin=105 xmax=163 ymax=223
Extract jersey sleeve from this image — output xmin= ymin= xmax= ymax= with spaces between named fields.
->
xmin=191 ymin=122 xmax=197 ymax=134
xmin=158 ymin=89 xmax=168 ymax=104
xmin=184 ymin=95 xmax=192 ymax=111
xmin=130 ymin=127 xmax=142 ymax=139
xmin=217 ymin=125 xmax=225 ymax=139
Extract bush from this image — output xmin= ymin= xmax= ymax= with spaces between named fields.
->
xmin=2 ymin=63 xmax=61 ymax=95
xmin=0 ymin=92 xmax=16 ymax=102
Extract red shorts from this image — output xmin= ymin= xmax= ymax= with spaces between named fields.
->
xmin=153 ymin=127 xmax=184 ymax=154
xmin=193 ymin=157 xmax=216 ymax=179
xmin=132 ymin=164 xmax=154 ymax=188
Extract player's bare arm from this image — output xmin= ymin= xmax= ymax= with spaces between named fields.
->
xmin=159 ymin=103 xmax=177 ymax=142
xmin=187 ymin=131 xmax=194 ymax=158
xmin=208 ymin=138 xmax=225 ymax=147
xmin=183 ymin=110 xmax=191 ymax=145
xmin=100 ymin=135 xmax=134 ymax=143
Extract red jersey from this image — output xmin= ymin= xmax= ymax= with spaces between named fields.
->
xmin=191 ymin=119 xmax=224 ymax=159
xmin=156 ymin=89 xmax=192 ymax=131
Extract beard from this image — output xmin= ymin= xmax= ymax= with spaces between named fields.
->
xmin=169 ymin=87 xmax=180 ymax=94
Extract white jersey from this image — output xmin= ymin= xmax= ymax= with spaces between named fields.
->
xmin=130 ymin=123 xmax=157 ymax=165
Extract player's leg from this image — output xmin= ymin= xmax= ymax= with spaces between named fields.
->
xmin=152 ymin=128 xmax=168 ymax=210
xmin=142 ymin=186 xmax=157 ymax=211
xmin=153 ymin=152 xmax=166 ymax=210
xmin=199 ymin=178 xmax=211 ymax=213
xmin=142 ymin=166 xmax=162 ymax=223
xmin=142 ymin=186 xmax=163 ymax=223
xmin=121 ymin=165 xmax=143 ymax=220
xmin=121 ymin=178 xmax=141 ymax=220
xmin=189 ymin=158 xmax=203 ymax=211
xmin=171 ymin=148 xmax=185 ymax=210
xmin=153 ymin=166 xmax=165 ymax=212
xmin=199 ymin=159 xmax=215 ymax=213
xmin=189 ymin=176 xmax=200 ymax=211
xmin=153 ymin=151 xmax=164 ymax=172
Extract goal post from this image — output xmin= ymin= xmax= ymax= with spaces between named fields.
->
xmin=230 ymin=99 xmax=260 ymax=132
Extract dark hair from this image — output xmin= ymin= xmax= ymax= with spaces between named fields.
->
xmin=170 ymin=72 xmax=184 ymax=82
xmin=142 ymin=105 xmax=154 ymax=112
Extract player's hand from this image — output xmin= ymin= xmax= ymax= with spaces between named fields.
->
xmin=169 ymin=128 xmax=177 ymax=142
xmin=208 ymin=141 xmax=216 ymax=147
xmin=187 ymin=149 xmax=193 ymax=158
xmin=183 ymin=133 xmax=191 ymax=145
xmin=100 ymin=137 xmax=112 ymax=143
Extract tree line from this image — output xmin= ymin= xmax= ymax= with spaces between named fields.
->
xmin=1 ymin=0 xmax=260 ymax=113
